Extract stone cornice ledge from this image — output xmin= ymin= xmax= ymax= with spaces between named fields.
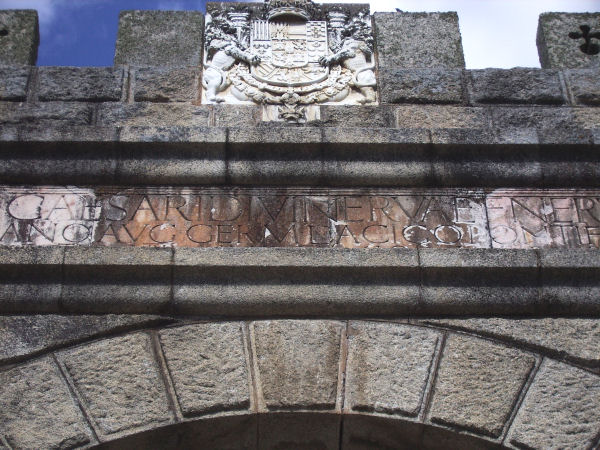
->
xmin=0 ymin=246 xmax=597 ymax=317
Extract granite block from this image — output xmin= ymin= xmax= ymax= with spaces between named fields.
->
xmin=114 ymin=10 xmax=204 ymax=67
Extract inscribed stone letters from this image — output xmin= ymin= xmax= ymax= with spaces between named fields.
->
xmin=2 ymin=187 xmax=600 ymax=249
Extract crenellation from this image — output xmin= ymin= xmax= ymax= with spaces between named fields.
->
xmin=0 ymin=10 xmax=39 ymax=66
xmin=114 ymin=10 xmax=205 ymax=67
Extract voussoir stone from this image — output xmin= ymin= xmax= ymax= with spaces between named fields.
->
xmin=252 ymin=320 xmax=343 ymax=410
xmin=508 ymin=358 xmax=600 ymax=449
xmin=59 ymin=332 xmax=172 ymax=436
xmin=0 ymin=314 xmax=168 ymax=364
xmin=0 ymin=357 xmax=94 ymax=449
xmin=345 ymin=322 xmax=441 ymax=416
xmin=159 ymin=322 xmax=251 ymax=417
xmin=421 ymin=318 xmax=600 ymax=367
xmin=429 ymin=334 xmax=536 ymax=438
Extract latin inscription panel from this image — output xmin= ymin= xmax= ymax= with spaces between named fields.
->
xmin=1 ymin=187 xmax=599 ymax=249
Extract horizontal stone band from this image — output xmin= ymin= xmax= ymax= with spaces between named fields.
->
xmin=0 ymin=246 xmax=598 ymax=316
xmin=2 ymin=187 xmax=600 ymax=250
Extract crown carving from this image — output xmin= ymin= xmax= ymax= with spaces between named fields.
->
xmin=265 ymin=0 xmax=318 ymax=21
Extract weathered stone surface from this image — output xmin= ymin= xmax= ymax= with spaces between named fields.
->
xmin=15 ymin=124 xmax=117 ymax=143
xmin=346 ymin=322 xmax=440 ymax=416
xmin=0 ymin=314 xmax=168 ymax=363
xmin=379 ymin=69 xmax=464 ymax=104
xmin=227 ymin=126 xmax=322 ymax=186
xmin=0 ymin=102 xmax=93 ymax=125
xmin=320 ymin=106 xmax=395 ymax=128
xmin=4 ymin=187 xmax=600 ymax=250
xmin=116 ymin=128 xmax=226 ymax=185
xmin=0 ymin=66 xmax=29 ymax=101
xmin=469 ymin=69 xmax=565 ymax=105
xmin=508 ymin=359 xmax=600 ymax=449
xmin=97 ymin=102 xmax=210 ymax=127
xmin=134 ymin=67 xmax=200 ymax=103
xmin=565 ymin=69 xmax=600 ymax=105
xmin=573 ymin=107 xmax=600 ymax=130
xmin=420 ymin=318 xmax=600 ymax=367
xmin=259 ymin=413 xmax=340 ymax=450
xmin=396 ymin=105 xmax=489 ymax=129
xmin=114 ymin=10 xmax=204 ymax=67
xmin=420 ymin=249 xmax=539 ymax=314
xmin=38 ymin=67 xmax=124 ymax=102
xmin=487 ymin=190 xmax=600 ymax=249
xmin=59 ymin=332 xmax=172 ymax=435
xmin=0 ymin=358 xmax=93 ymax=449
xmin=374 ymin=12 xmax=465 ymax=69
xmin=0 ymin=10 xmax=39 ymax=65
xmin=159 ymin=322 xmax=250 ymax=416
xmin=538 ymin=13 xmax=600 ymax=69
xmin=429 ymin=334 xmax=536 ymax=437
xmin=491 ymin=106 xmax=576 ymax=130
xmin=212 ymin=104 xmax=260 ymax=127
xmin=252 ymin=320 xmax=343 ymax=410
xmin=0 ymin=246 xmax=63 ymax=312
xmin=321 ymin=127 xmax=434 ymax=187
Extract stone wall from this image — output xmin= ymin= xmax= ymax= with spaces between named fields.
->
xmin=0 ymin=5 xmax=599 ymax=449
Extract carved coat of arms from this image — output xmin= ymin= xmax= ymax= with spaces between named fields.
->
xmin=202 ymin=0 xmax=377 ymax=120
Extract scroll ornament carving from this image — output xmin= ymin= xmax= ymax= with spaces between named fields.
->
xmin=202 ymin=0 xmax=377 ymax=116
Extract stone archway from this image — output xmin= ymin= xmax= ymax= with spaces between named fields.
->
xmin=1 ymin=320 xmax=599 ymax=449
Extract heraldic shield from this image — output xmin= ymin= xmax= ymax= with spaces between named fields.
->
xmin=250 ymin=19 xmax=329 ymax=87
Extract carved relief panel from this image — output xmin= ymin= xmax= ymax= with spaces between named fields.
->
xmin=202 ymin=0 xmax=377 ymax=122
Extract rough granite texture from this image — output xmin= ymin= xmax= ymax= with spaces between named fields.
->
xmin=565 ymin=68 xmax=600 ymax=105
xmin=429 ymin=334 xmax=536 ymax=438
xmin=59 ymin=332 xmax=172 ymax=435
xmin=0 ymin=66 xmax=30 ymax=101
xmin=346 ymin=321 xmax=440 ymax=416
xmin=38 ymin=67 xmax=125 ymax=102
xmin=0 ymin=10 xmax=39 ymax=65
xmin=0 ymin=358 xmax=93 ymax=449
xmin=0 ymin=314 xmax=168 ymax=363
xmin=469 ymin=68 xmax=565 ymax=105
xmin=134 ymin=67 xmax=200 ymax=103
xmin=252 ymin=320 xmax=343 ymax=410
xmin=508 ymin=359 xmax=600 ymax=449
xmin=421 ymin=318 xmax=600 ymax=367
xmin=374 ymin=12 xmax=465 ymax=69
xmin=159 ymin=322 xmax=250 ymax=416
xmin=379 ymin=68 xmax=464 ymax=104
xmin=538 ymin=13 xmax=600 ymax=69
xmin=114 ymin=10 xmax=204 ymax=67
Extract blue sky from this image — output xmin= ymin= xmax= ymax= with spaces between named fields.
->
xmin=0 ymin=0 xmax=598 ymax=68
